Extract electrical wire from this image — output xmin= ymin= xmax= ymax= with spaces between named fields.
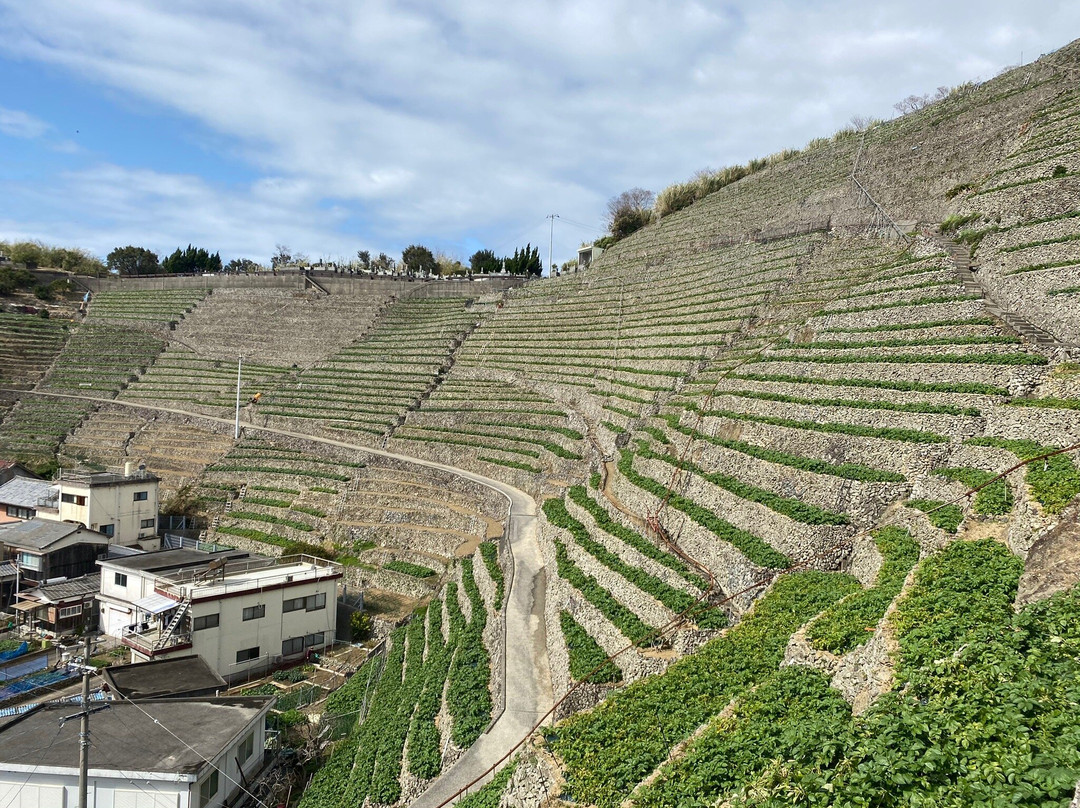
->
xmin=108 ymin=691 xmax=274 ymax=808
xmin=0 ymin=724 xmax=64 ymax=808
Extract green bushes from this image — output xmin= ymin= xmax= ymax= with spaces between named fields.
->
xmin=407 ymin=599 xmax=451 ymax=779
xmin=760 ymin=350 xmax=1046 ymax=367
xmin=385 ymin=560 xmax=436 ymax=578
xmin=906 ymin=498 xmax=964 ymax=533
xmin=935 ymin=466 xmax=1013 ymax=515
xmin=551 ymin=571 xmax=859 ymax=807
xmin=940 ymin=212 xmax=981 ymax=233
xmin=633 ymin=666 xmax=852 ymax=808
xmin=447 ymin=563 xmax=493 ymax=747
xmin=806 ymin=527 xmax=920 ymax=653
xmin=966 ymin=437 xmax=1080 ymax=513
xmin=617 ymin=451 xmax=790 ymax=569
xmin=456 ymin=761 xmax=518 ymax=808
xmin=560 ymin=611 xmax=623 ymax=684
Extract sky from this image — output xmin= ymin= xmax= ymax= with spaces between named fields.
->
xmin=0 ymin=2 xmax=1078 ymax=269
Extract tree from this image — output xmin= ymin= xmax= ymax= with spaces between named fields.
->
xmin=226 ymin=258 xmax=261 ymax=273
xmin=401 ymin=244 xmax=437 ymax=275
xmin=272 ymin=244 xmax=293 ymax=268
xmin=107 ymin=245 xmax=161 ymax=276
xmin=469 ymin=249 xmax=502 ymax=274
xmin=606 ymin=187 xmax=654 ymax=240
xmin=503 ymin=243 xmax=542 ymax=276
xmin=372 ymin=252 xmax=395 ymax=274
xmin=161 ymin=244 xmax=223 ymax=274
xmin=356 ymin=250 xmax=371 ymax=271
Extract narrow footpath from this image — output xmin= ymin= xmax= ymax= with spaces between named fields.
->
xmin=0 ymin=389 xmax=554 ymax=807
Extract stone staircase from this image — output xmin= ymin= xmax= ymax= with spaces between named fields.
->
xmin=929 ymin=231 xmax=1064 ymax=350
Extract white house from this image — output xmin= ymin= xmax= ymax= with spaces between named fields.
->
xmin=0 ymin=696 xmax=274 ymax=808
xmin=5 ymin=465 xmax=161 ymax=546
xmin=98 ymin=548 xmax=342 ymax=682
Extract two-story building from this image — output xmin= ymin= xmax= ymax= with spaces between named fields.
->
xmin=0 ymin=519 xmax=111 ymax=588
xmin=98 ymin=549 xmax=343 ymax=682
xmin=34 ymin=465 xmax=161 ymax=546
xmin=0 ymin=696 xmax=274 ymax=808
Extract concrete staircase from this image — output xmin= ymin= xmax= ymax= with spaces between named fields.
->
xmin=929 ymin=231 xmax=1063 ymax=350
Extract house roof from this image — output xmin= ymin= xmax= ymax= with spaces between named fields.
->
xmin=0 ymin=697 xmax=273 ymax=776
xmin=17 ymin=573 xmax=101 ymax=604
xmin=102 ymin=655 xmax=227 ymax=700
xmin=99 ymin=547 xmax=252 ymax=575
xmin=0 ymin=519 xmax=108 ymax=552
xmin=0 ymin=477 xmax=55 ymax=509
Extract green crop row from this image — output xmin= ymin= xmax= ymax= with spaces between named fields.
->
xmin=407 ymin=597 xmax=452 ymax=779
xmin=617 ymin=450 xmax=790 ymax=569
xmin=819 ymin=316 xmax=995 ymax=334
xmin=966 ymin=437 xmax=1080 ymax=514
xmin=560 ymin=610 xmax=623 ymax=684
xmin=385 ymin=559 xmax=436 ymax=578
xmin=636 ymin=446 xmax=850 ymax=525
xmin=712 ymin=387 xmax=980 ymax=416
xmin=447 ymin=560 xmax=493 ymax=748
xmin=292 ymin=504 xmax=328 ymax=518
xmin=241 ymin=496 xmax=292 ymax=508
xmin=567 ymin=485 xmax=707 ymax=589
xmin=806 ymin=527 xmax=920 ymax=654
xmin=228 ymin=510 xmax=315 ymax=532
xmin=551 ymin=570 xmax=859 ymax=807
xmin=546 ymin=497 xmax=707 ymax=616
xmin=758 ymin=350 xmax=1046 ymax=367
xmin=935 ymin=466 xmax=1013 ymax=515
xmin=479 ymin=542 xmax=505 ymax=609
xmin=906 ymin=498 xmax=964 ymax=533
xmin=691 ymin=405 xmax=949 ymax=444
xmin=544 ymin=501 xmax=655 ymax=644
xmin=662 ymin=414 xmax=906 ymax=482
xmin=206 ymin=463 xmax=350 ymax=481
xmin=817 ymin=293 xmax=979 ymax=316
xmin=456 ymin=761 xmax=518 ymax=808
xmin=727 ymin=370 xmax=1008 ymax=396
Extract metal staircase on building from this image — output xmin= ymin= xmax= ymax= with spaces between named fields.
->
xmin=153 ymin=599 xmax=190 ymax=651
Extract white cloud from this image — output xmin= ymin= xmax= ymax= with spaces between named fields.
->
xmin=0 ymin=1 xmax=1078 ymax=263
xmin=0 ymin=106 xmax=50 ymax=139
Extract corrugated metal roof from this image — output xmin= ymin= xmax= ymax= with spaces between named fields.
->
xmin=0 ymin=477 xmax=54 ymax=509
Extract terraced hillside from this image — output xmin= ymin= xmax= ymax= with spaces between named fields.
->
xmin=8 ymin=36 xmax=1080 ymax=808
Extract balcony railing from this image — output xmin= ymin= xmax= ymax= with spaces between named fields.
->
xmin=154 ymin=554 xmax=342 ymax=602
xmin=121 ymin=623 xmax=192 ymax=656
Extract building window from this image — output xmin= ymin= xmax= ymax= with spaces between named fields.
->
xmin=17 ymin=552 xmax=41 ymax=572
xmin=5 ymin=505 xmax=32 ymax=519
xmin=236 ymin=646 xmax=260 ymax=663
xmin=140 ymin=518 xmax=156 ymax=529
xmin=242 ymin=604 xmax=265 ymax=621
xmin=282 ymin=632 xmax=325 ymax=657
xmin=198 ymin=770 xmax=219 ymax=808
xmin=60 ymin=493 xmax=86 ymax=506
xmin=133 ymin=491 xmax=148 ymax=502
xmin=193 ymin=614 xmax=220 ymax=631
xmin=101 ymin=524 xmax=115 ymax=538
xmin=59 ymin=604 xmax=83 ymax=619
xmin=283 ymin=592 xmax=327 ymax=613
xmin=114 ymin=572 xmax=128 ymax=587
xmin=239 ymin=731 xmax=255 ymax=762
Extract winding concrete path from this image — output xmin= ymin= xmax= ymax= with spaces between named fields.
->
xmin=0 ymin=389 xmax=554 ymax=806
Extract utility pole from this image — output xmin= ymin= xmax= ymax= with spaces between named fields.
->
xmin=546 ymin=213 xmax=559 ymax=276
xmin=78 ymin=634 xmax=91 ymax=808
xmin=234 ymin=354 xmax=244 ymax=440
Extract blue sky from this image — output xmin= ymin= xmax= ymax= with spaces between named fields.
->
xmin=1 ymin=2 xmax=1078 ymax=268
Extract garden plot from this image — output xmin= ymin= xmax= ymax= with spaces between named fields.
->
xmin=40 ymin=324 xmax=165 ymax=394
xmin=121 ymin=349 xmax=293 ymax=414
xmin=259 ymin=297 xmax=476 ymax=439
xmin=300 ymin=554 xmax=503 ymax=808
xmin=166 ymin=288 xmax=394 ymax=367
xmin=0 ymin=397 xmax=89 ymax=467
xmin=86 ymin=289 xmax=205 ymax=328
xmin=0 ymin=313 xmax=69 ymax=389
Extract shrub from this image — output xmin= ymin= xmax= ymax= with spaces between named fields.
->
xmin=906 ymin=498 xmax=963 ymax=533
xmin=1052 ymin=165 xmax=1068 ymax=178
xmin=560 ymin=611 xmax=622 ymax=683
